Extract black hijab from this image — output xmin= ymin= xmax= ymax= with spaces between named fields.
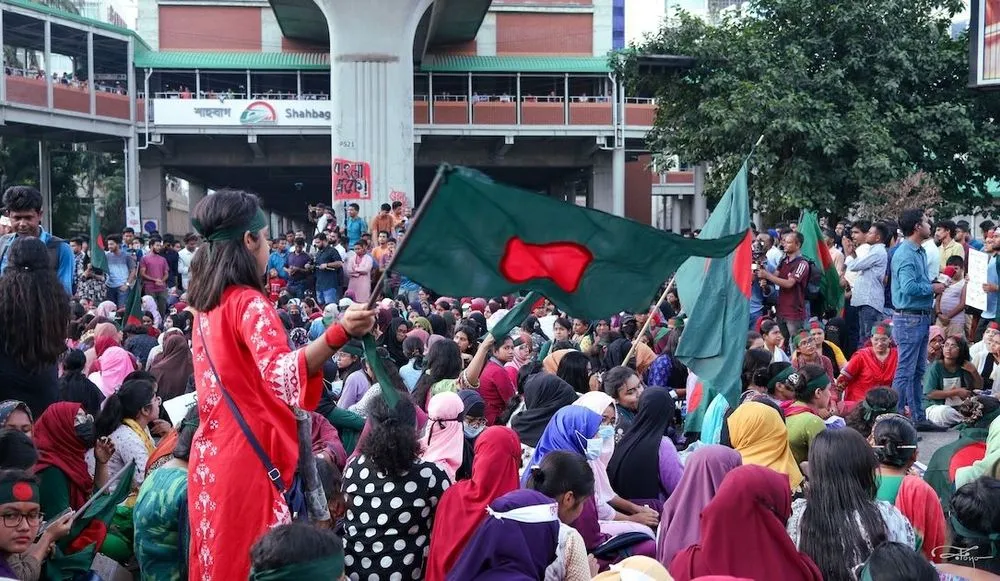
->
xmin=468 ymin=312 xmax=488 ymax=337
xmin=607 ymin=386 xmax=675 ymax=500
xmin=510 ymin=373 xmax=578 ymax=448
xmin=428 ymin=313 xmax=448 ymax=336
xmin=603 ymin=337 xmax=635 ymax=371
xmin=380 ymin=317 xmax=410 ymax=367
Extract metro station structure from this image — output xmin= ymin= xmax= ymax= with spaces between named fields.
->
xmin=0 ymin=0 xmax=710 ymax=234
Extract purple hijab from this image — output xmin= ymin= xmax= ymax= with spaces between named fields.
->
xmin=446 ymin=489 xmax=559 ymax=580
xmin=655 ymin=444 xmax=742 ymax=567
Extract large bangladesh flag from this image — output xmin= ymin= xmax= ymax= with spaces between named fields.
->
xmin=391 ymin=166 xmax=745 ymax=320
xmin=675 ymin=160 xmax=753 ymax=432
xmin=799 ymin=210 xmax=844 ymax=315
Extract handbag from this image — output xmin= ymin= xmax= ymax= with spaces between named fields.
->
xmin=196 ymin=317 xmax=307 ymax=519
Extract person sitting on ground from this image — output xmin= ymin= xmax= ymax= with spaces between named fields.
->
xmin=855 ymin=542 xmax=940 ymax=581
xmin=249 ymin=522 xmax=346 ymax=580
xmin=779 ymin=364 xmax=833 ymax=466
xmin=0 ymin=469 xmax=74 ymax=581
xmin=0 ymin=430 xmax=36 ymax=471
xmin=844 ymin=387 xmax=899 ymax=438
xmin=924 ymin=395 xmax=1000 ymax=510
xmin=836 ymin=323 xmax=898 ymax=412
xmin=923 ymin=335 xmax=982 ymax=429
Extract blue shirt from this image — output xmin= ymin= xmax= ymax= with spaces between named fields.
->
xmin=985 ymin=256 xmax=999 ymax=320
xmin=105 ymin=249 xmax=134 ymax=288
xmin=268 ymin=250 xmax=288 ymax=280
xmin=345 ymin=216 xmax=367 ymax=247
xmin=891 ymin=239 xmax=934 ymax=311
xmin=749 ymin=263 xmax=776 ymax=318
xmin=0 ymin=228 xmax=74 ymax=295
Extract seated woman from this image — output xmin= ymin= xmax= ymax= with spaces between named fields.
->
xmin=33 ymin=402 xmax=112 ymax=517
xmin=525 ymin=451 xmax=598 ymax=581
xmin=88 ymin=345 xmax=138 ymax=399
xmin=572 ymin=392 xmax=660 ymax=536
xmin=844 ymin=387 xmax=899 ymax=438
xmin=924 ymin=335 xmax=982 ymax=428
xmin=57 ymin=350 xmax=104 ymax=417
xmin=447 ymin=489 xmax=562 ymax=580
xmin=780 ymin=364 xmax=832 ymax=466
xmin=421 ymin=392 xmax=465 ymax=482
xmin=808 ymin=320 xmax=846 ymax=376
xmin=972 ymin=327 xmax=1000 ymax=395
xmin=0 ymin=469 xmax=74 ymax=581
xmin=870 ymin=413 xmax=946 ymax=561
xmin=133 ymin=405 xmax=200 ymax=581
xmin=836 ymin=323 xmax=898 ymax=411
xmin=656 ymin=445 xmax=742 ymax=568
xmin=668 ymin=464 xmax=822 ymax=581
xmin=425 ymin=426 xmax=522 ymax=581
xmin=791 ymin=331 xmax=835 ymax=382
xmin=786 ymin=429 xmax=915 ymax=580
xmin=411 ymin=337 xmax=491 ymax=411
xmin=607 ymin=387 xmax=684 ymax=513
xmin=760 ymin=319 xmax=791 ymax=363
xmin=940 ymin=477 xmax=1000 ymax=576
xmin=725 ymin=401 xmax=803 ymax=491
xmin=924 ymin=395 xmax=1000 ymax=510
xmin=602 ymin=366 xmax=643 ymax=442
xmin=249 ymin=522 xmax=346 ymax=580
xmin=856 ymin=542 xmax=942 ymax=581
xmin=342 ymin=395 xmax=448 ymax=580
xmin=511 ymin=373 xmax=578 ymax=468
xmin=754 ymin=361 xmax=794 ymax=402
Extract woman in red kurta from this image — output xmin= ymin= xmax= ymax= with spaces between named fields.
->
xmin=185 ymin=191 xmax=375 ymax=581
xmin=835 ymin=325 xmax=898 ymax=410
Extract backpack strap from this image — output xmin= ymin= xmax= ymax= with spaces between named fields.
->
xmin=196 ymin=315 xmax=286 ymax=493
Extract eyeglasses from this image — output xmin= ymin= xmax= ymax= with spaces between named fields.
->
xmin=465 ymin=417 xmax=487 ymax=428
xmin=1 ymin=511 xmax=42 ymax=528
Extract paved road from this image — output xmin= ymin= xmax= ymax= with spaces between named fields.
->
xmin=917 ymin=430 xmax=960 ymax=465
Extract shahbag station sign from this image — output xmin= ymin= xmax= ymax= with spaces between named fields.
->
xmin=151 ymin=99 xmax=333 ymax=127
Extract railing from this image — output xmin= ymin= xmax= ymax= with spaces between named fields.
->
xmin=4 ymin=72 xmax=132 ymax=121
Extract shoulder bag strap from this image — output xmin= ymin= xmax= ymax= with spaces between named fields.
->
xmin=196 ymin=315 xmax=285 ymax=493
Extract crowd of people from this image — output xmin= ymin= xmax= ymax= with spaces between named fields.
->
xmin=0 ymin=182 xmax=999 ymax=581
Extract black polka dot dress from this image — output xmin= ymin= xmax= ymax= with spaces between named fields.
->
xmin=342 ymin=455 xmax=450 ymax=580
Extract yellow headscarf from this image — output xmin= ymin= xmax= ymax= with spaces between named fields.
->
xmin=591 ymin=556 xmax=673 ymax=581
xmin=727 ymin=401 xmax=804 ymax=490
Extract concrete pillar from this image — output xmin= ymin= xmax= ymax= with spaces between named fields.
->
xmin=319 ymin=0 xmax=433 ymax=219
xmin=671 ymin=196 xmax=682 ymax=233
xmin=612 ymin=146 xmax=625 ymax=217
xmin=590 ymin=151 xmax=614 ymax=214
xmin=693 ymin=163 xmax=708 ymax=228
xmin=38 ymin=141 xmax=52 ymax=233
xmin=188 ymin=182 xmax=207 ymax=214
xmin=269 ymin=211 xmax=280 ymax=239
xmin=138 ymin=165 xmax=167 ymax=235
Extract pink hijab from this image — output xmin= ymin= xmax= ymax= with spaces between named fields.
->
xmin=421 ymin=392 xmax=465 ymax=481
xmin=572 ymin=391 xmax=617 ymax=514
xmin=90 ymin=346 xmax=135 ymax=397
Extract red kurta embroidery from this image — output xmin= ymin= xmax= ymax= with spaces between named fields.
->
xmin=187 ymin=286 xmax=328 ymax=580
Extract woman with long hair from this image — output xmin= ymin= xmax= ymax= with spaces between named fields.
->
xmin=148 ymin=333 xmax=194 ymax=404
xmin=870 ymin=414 xmax=946 ymax=561
xmin=412 ymin=336 xmax=493 ymax=411
xmin=0 ymin=237 xmax=71 ymax=415
xmin=399 ymin=335 xmax=425 ymax=392
xmin=656 ymin=445 xmax=742 ymax=568
xmin=453 ymin=324 xmax=479 ymax=359
xmin=57 ymin=349 xmax=103 ymax=416
xmin=425 ymin=426 xmax=521 ymax=580
xmin=133 ymin=405 xmax=200 ymax=580
xmin=780 ymin=364 xmax=832 ymax=465
xmin=607 ymin=387 xmax=683 ymax=510
xmin=669 ymin=465 xmax=822 ymax=581
xmin=184 ymin=189 xmax=374 ymax=580
xmin=557 ymin=350 xmax=592 ymax=395
xmin=924 ymin=335 xmax=982 ymax=428
xmin=478 ymin=334 xmax=516 ymax=425
xmin=342 ymin=395 xmax=448 ymax=580
xmin=787 ymin=429 xmax=915 ymax=581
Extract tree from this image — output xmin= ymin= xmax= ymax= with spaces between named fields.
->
xmin=616 ymin=0 xmax=1000 ymax=217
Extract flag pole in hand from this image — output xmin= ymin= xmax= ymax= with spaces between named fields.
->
xmin=623 ymin=274 xmax=677 ymax=367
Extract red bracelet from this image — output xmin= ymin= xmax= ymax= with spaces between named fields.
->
xmin=324 ymin=324 xmax=349 ymax=349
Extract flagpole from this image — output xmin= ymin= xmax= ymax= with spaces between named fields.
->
xmin=623 ymin=273 xmax=677 ymax=366
xmin=364 ymin=164 xmax=451 ymax=310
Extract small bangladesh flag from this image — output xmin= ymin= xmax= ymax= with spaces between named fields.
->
xmin=391 ymin=166 xmax=746 ymax=320
xmin=89 ymin=206 xmax=108 ymax=273
xmin=123 ymin=276 xmax=143 ymax=327
xmin=799 ymin=209 xmax=844 ymax=316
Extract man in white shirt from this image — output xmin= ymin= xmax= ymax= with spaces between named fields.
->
xmin=178 ymin=232 xmax=198 ymax=291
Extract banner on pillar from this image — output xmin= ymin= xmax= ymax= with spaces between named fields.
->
xmin=333 ymin=158 xmax=372 ymax=201
xmin=151 ymin=99 xmax=332 ymax=127
xmin=125 ymin=206 xmax=141 ymax=231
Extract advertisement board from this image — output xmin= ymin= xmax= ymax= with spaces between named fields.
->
xmin=970 ymin=0 xmax=1000 ymax=87
xmin=151 ymin=99 xmax=333 ymax=126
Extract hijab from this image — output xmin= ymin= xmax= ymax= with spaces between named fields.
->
xmin=429 ymin=313 xmax=448 ymax=336
xmin=95 ymin=301 xmax=117 ymax=320
xmin=413 ymin=317 xmax=432 ymax=334
xmin=0 ymin=399 xmax=32 ymax=428
xmin=90 ymin=346 xmax=136 ymax=398
xmin=699 ymin=394 xmax=730 ymax=446
xmin=85 ymin=322 xmax=119 ymax=374
xmin=668 ymin=465 xmax=823 ymax=581
xmin=32 ymin=402 xmax=93 ymax=509
xmin=468 ymin=312 xmax=488 ymax=337
xmin=607 ymin=387 xmax=676 ymax=500
xmin=510 ymin=374 xmax=579 ymax=448
xmin=521 ymin=406 xmax=601 ymax=486
xmin=446 ymin=489 xmax=560 ymax=581
xmin=409 ymin=300 xmax=427 ymax=318
xmin=592 ymin=556 xmax=673 ymax=581
xmin=149 ymin=333 xmax=194 ymax=401
xmin=141 ymin=296 xmax=161 ymax=327
xmin=656 ymin=445 xmax=742 ymax=566
xmin=542 ymin=349 xmax=573 ymax=374
xmin=726 ymin=402 xmax=803 ymax=490
xmin=459 ymin=389 xmax=486 ymax=419
xmin=421 ymin=392 xmax=466 ymax=481
xmin=408 ymin=327 xmax=430 ymax=346
xmin=572 ymin=391 xmax=618 ymax=509
xmin=425 ymin=427 xmax=522 ymax=581
xmin=603 ymin=338 xmax=656 ymax=375
xmin=379 ymin=317 xmax=410 ymax=367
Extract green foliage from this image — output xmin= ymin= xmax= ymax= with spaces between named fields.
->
xmin=616 ymin=0 xmax=1000 ymax=217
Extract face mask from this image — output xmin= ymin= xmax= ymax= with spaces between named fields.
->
xmin=75 ymin=422 xmax=97 ymax=448
xmin=584 ymin=436 xmax=603 ymax=461
xmin=329 ymin=380 xmax=343 ymax=398
xmin=598 ymin=424 xmax=615 ymax=441
xmin=464 ymin=424 xmax=485 ymax=439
